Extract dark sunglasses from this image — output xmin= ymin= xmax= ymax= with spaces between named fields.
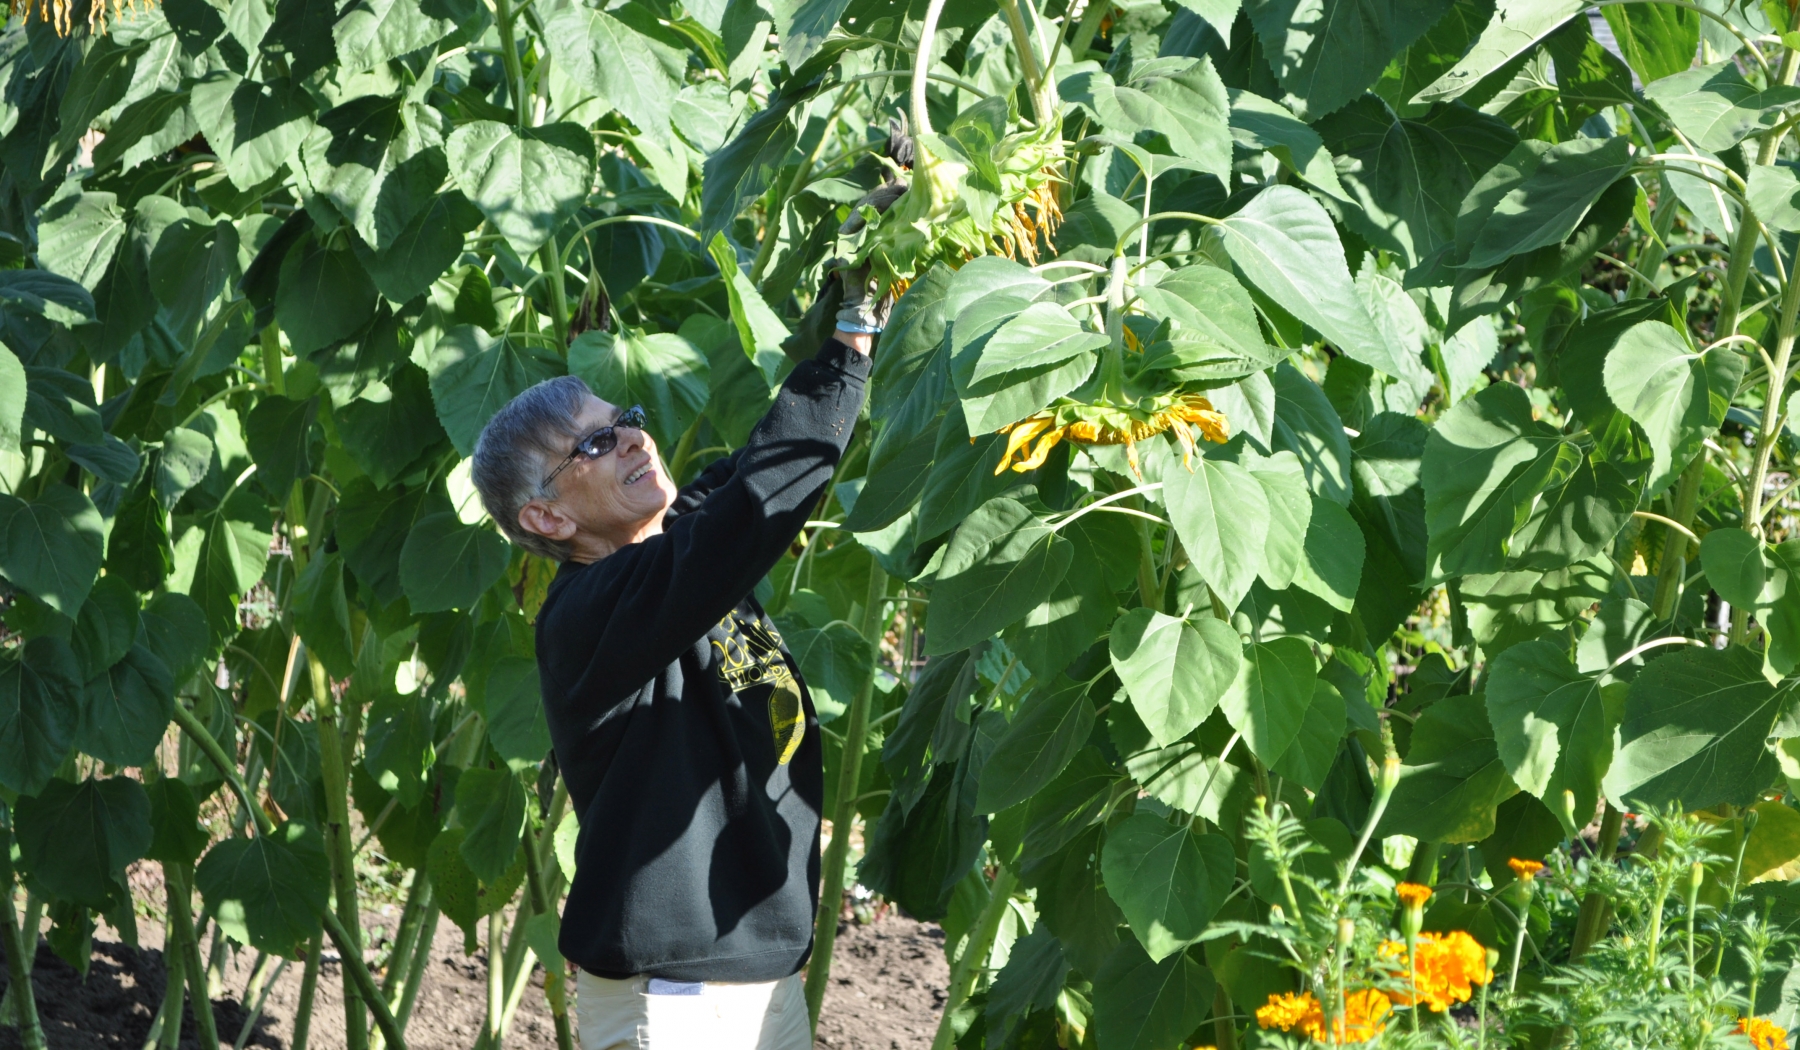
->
xmin=542 ymin=405 xmax=646 ymax=487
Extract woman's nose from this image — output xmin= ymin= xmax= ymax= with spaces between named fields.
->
xmin=616 ymin=425 xmax=649 ymax=454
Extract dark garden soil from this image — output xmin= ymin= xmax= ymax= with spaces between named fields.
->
xmin=813 ymin=916 xmax=949 ymax=1050
xmin=0 ymin=888 xmax=948 ymax=1050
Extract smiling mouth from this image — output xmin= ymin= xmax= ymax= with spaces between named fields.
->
xmin=625 ymin=463 xmax=653 ymax=485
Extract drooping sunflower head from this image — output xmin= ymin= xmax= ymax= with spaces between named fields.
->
xmin=993 ymin=394 xmax=1230 ymax=479
xmin=853 ymin=114 xmax=1066 ymax=298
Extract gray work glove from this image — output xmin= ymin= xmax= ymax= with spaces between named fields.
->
xmin=834 ymin=177 xmax=909 ymax=333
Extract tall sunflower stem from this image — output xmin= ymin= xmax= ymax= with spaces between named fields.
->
xmin=804 ymin=564 xmax=891 ymax=1027
xmin=929 ymin=864 xmax=1018 ymax=1050
xmin=1570 ymin=804 xmax=1625 ymax=961
xmin=910 ymin=0 xmax=952 ymax=137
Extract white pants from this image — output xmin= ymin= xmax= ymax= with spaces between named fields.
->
xmin=575 ymin=970 xmax=812 ymax=1050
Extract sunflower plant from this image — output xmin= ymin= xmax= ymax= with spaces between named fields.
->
xmin=19 ymin=0 xmax=1800 ymax=1049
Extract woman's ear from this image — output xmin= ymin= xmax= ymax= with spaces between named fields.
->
xmin=518 ymin=498 xmax=578 ymax=543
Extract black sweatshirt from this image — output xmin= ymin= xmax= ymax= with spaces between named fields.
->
xmin=537 ymin=338 xmax=870 ymax=982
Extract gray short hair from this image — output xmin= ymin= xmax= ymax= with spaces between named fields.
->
xmin=471 ymin=375 xmax=593 ymax=562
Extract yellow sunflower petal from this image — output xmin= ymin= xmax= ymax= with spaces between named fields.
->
xmin=996 ymin=415 xmax=1053 ymax=474
xmin=1171 ymin=418 xmax=1197 ymax=472
xmin=1012 ymin=425 xmax=1066 ymax=472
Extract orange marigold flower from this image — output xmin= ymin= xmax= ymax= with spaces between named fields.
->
xmin=1256 ymin=991 xmax=1316 ymax=1031
xmin=1299 ymin=988 xmax=1392 ymax=1044
xmin=1738 ymin=1017 xmax=1792 ymax=1050
xmin=1507 ymin=857 xmax=1545 ymax=880
xmin=1385 ymin=931 xmax=1494 ymax=1012
xmin=1396 ymin=882 xmax=1433 ymax=909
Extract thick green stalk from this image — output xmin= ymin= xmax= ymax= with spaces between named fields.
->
xmin=1731 ymin=248 xmax=1800 ymax=643
xmin=237 ymin=952 xmax=271 ymax=1022
xmin=1707 ymin=55 xmax=1796 ymax=347
xmin=205 ymin=918 xmax=229 ymax=997
xmin=392 ymin=903 xmax=437 ymax=1036
xmin=1102 ymin=255 xmax=1128 ymax=395
xmin=234 ymin=959 xmax=288 ymax=1050
xmin=482 ymin=814 xmax=578 ymax=1050
xmin=804 ymin=563 xmax=891 ymax=1027
xmin=1133 ymin=502 xmax=1160 ymax=613
xmin=1405 ymin=841 xmax=1441 ymax=887
xmin=1627 ymin=179 xmax=1680 ymax=299
xmin=153 ymin=932 xmax=184 ymax=1050
xmin=929 ymin=865 xmax=1018 ymax=1050
xmin=1212 ymin=981 xmax=1237 ymax=1050
xmin=166 ymin=863 xmax=220 ymax=1050
xmin=523 ymin=830 xmax=576 ymax=1050
xmin=1722 ymin=52 xmax=1800 ymax=635
xmin=292 ymin=934 xmax=322 ymax=1050
xmin=538 ymin=239 xmax=570 ymax=349
xmin=370 ymin=875 xmax=433 ymax=1050
xmin=492 ymin=941 xmax=537 ymax=1047
xmin=311 ymin=650 xmax=370 ymax=1050
xmin=997 ymin=0 xmax=1054 ymax=125
xmin=261 ymin=325 xmax=285 ymax=395
xmin=1 ymin=883 xmax=43 ymax=1050
xmin=17 ymin=897 xmax=39 ymax=985
xmin=492 ymin=0 xmax=530 ymax=130
xmin=486 ymin=911 xmax=506 ymax=1047
xmin=475 ymin=893 xmax=540 ymax=1050
xmin=1569 ymin=804 xmax=1624 ymax=960
xmin=169 ymin=700 xmax=408 ymax=1050
xmin=1715 ymin=203 xmax=1763 ymax=344
xmin=380 ymin=876 xmax=431 ymax=1001
xmin=1649 ymin=461 xmax=1707 ymax=622
xmin=910 ymin=0 xmax=953 ymax=137
xmin=1068 ymin=0 xmax=1111 ymax=61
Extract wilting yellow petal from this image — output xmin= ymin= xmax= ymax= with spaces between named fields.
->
xmin=1066 ymin=419 xmax=1103 ymax=443
xmin=1011 ymin=426 xmax=1065 ymax=472
xmin=1171 ymin=418 xmax=1196 ymax=472
xmin=996 ymin=415 xmax=1053 ymax=474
